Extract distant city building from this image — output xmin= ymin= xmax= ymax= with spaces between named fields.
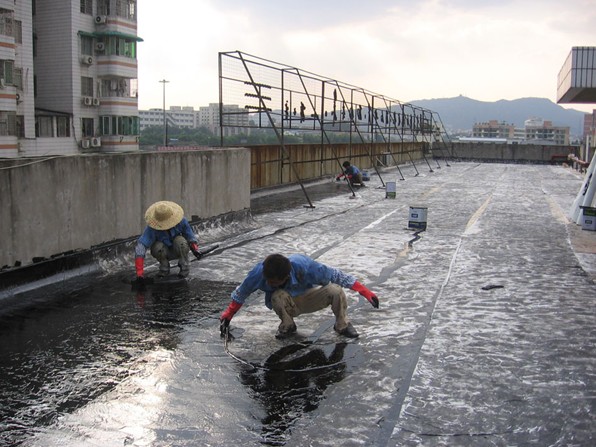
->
xmin=471 ymin=118 xmax=569 ymax=145
xmin=472 ymin=120 xmax=515 ymax=139
xmin=140 ymin=103 xmax=250 ymax=136
xmin=0 ymin=0 xmax=142 ymax=158
xmin=523 ymin=118 xmax=569 ymax=145
xmin=139 ymin=106 xmax=196 ymax=130
xmin=583 ymin=110 xmax=596 ymax=148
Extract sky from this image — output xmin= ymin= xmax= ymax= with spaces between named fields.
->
xmin=137 ymin=0 xmax=596 ymax=113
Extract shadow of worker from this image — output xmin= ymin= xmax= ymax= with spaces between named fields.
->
xmin=239 ymin=341 xmax=349 ymax=446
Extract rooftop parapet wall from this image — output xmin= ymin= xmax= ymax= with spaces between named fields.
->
xmin=451 ymin=143 xmax=575 ymax=163
xmin=0 ymin=148 xmax=250 ymax=268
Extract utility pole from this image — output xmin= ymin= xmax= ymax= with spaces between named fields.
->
xmin=159 ymin=79 xmax=169 ymax=147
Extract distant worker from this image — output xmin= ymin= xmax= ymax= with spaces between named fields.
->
xmin=134 ymin=201 xmax=201 ymax=280
xmin=219 ymin=253 xmax=379 ymax=339
xmin=336 ymin=160 xmax=364 ymax=186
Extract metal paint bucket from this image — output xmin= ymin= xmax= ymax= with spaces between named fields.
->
xmin=386 ymin=181 xmax=396 ymax=199
xmin=581 ymin=206 xmax=596 ymax=231
xmin=408 ymin=206 xmax=428 ymax=230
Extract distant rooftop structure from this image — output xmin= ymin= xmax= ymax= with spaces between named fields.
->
xmin=557 ymin=47 xmax=596 ymax=104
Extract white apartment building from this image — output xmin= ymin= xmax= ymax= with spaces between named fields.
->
xmin=0 ymin=0 xmax=141 ymax=158
xmin=139 ymin=106 xmax=196 ymax=131
xmin=140 ymin=103 xmax=250 ymax=136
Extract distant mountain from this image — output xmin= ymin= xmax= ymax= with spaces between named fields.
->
xmin=409 ymin=95 xmax=589 ymax=137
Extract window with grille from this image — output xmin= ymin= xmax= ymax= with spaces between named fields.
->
xmin=81 ymin=118 xmax=94 ymax=137
xmin=80 ymin=0 xmax=93 ymax=15
xmin=81 ymin=77 xmax=94 ymax=96
xmin=35 ymin=116 xmax=53 ymax=137
xmin=0 ymin=59 xmax=13 ymax=85
xmin=57 ymin=116 xmax=70 ymax=137
xmin=81 ymin=35 xmax=93 ymax=56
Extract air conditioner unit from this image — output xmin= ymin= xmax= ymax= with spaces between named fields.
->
xmin=81 ymin=55 xmax=94 ymax=65
xmin=91 ymin=137 xmax=102 ymax=147
xmin=92 ymin=98 xmax=100 ymax=106
xmin=95 ymin=42 xmax=105 ymax=52
xmin=83 ymin=96 xmax=93 ymax=106
xmin=95 ymin=15 xmax=107 ymax=24
xmin=81 ymin=139 xmax=91 ymax=149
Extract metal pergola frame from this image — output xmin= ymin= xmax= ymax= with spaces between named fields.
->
xmin=218 ymin=50 xmax=453 ymax=205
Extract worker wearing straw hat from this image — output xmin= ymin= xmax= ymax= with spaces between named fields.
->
xmin=134 ymin=201 xmax=200 ymax=279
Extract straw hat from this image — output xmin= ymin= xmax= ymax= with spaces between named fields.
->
xmin=144 ymin=201 xmax=184 ymax=230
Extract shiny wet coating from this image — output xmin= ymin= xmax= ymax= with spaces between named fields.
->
xmin=1 ymin=162 xmax=595 ymax=446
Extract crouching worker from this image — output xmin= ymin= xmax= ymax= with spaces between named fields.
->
xmin=134 ymin=201 xmax=201 ymax=280
xmin=220 ymin=253 xmax=379 ymax=339
xmin=336 ymin=160 xmax=364 ymax=186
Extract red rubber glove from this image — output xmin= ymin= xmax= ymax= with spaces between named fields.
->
xmin=135 ymin=256 xmax=144 ymax=278
xmin=220 ymin=300 xmax=242 ymax=336
xmin=351 ymin=281 xmax=379 ymax=308
xmin=190 ymin=242 xmax=202 ymax=260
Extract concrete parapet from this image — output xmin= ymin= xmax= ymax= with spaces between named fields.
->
xmin=0 ymin=148 xmax=251 ymax=269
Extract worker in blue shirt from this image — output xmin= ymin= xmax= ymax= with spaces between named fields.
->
xmin=220 ymin=253 xmax=379 ymax=339
xmin=134 ymin=201 xmax=201 ymax=279
xmin=336 ymin=160 xmax=364 ymax=186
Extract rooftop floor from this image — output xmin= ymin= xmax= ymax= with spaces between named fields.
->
xmin=2 ymin=162 xmax=595 ymax=446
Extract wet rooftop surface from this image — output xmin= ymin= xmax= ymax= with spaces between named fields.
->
xmin=1 ymin=162 xmax=595 ymax=446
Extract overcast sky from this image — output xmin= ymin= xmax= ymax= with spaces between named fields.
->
xmin=137 ymin=0 xmax=595 ymax=113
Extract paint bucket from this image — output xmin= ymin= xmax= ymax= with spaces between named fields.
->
xmin=386 ymin=181 xmax=396 ymax=199
xmin=580 ymin=206 xmax=596 ymax=231
xmin=408 ymin=206 xmax=428 ymax=230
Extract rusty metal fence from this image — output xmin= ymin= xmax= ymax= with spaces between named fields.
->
xmin=218 ymin=51 xmax=453 ymax=200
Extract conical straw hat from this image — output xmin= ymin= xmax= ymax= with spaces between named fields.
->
xmin=144 ymin=201 xmax=184 ymax=230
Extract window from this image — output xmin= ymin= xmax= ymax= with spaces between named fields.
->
xmin=105 ymin=37 xmax=137 ymax=58
xmin=35 ymin=116 xmax=53 ymax=137
xmin=0 ymin=111 xmax=16 ymax=136
xmin=97 ymin=0 xmax=110 ymax=15
xmin=81 ymin=76 xmax=94 ymax=97
xmin=116 ymin=0 xmax=136 ymax=20
xmin=14 ymin=20 xmax=21 ymax=43
xmin=81 ymin=35 xmax=93 ymax=56
xmin=100 ymin=115 xmax=139 ymax=136
xmin=0 ymin=59 xmax=13 ymax=85
xmin=101 ymin=78 xmax=136 ymax=97
xmin=16 ymin=115 xmax=24 ymax=138
xmin=80 ymin=0 xmax=93 ymax=15
xmin=57 ymin=116 xmax=70 ymax=137
xmin=81 ymin=118 xmax=94 ymax=137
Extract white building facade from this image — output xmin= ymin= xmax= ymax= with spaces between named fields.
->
xmin=0 ymin=0 xmax=141 ymax=158
xmin=140 ymin=103 xmax=250 ymax=137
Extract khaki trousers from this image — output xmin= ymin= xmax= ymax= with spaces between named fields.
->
xmin=150 ymin=235 xmax=190 ymax=274
xmin=271 ymin=283 xmax=349 ymax=332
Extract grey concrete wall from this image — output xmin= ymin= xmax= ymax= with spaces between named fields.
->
xmin=0 ymin=148 xmax=250 ymax=268
xmin=451 ymin=143 xmax=573 ymax=162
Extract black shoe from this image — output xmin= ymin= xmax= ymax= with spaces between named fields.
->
xmin=275 ymin=323 xmax=297 ymax=339
xmin=157 ymin=269 xmax=170 ymax=278
xmin=335 ymin=322 xmax=359 ymax=338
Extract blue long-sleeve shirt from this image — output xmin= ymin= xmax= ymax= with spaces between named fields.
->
xmin=134 ymin=217 xmax=197 ymax=258
xmin=231 ymin=254 xmax=357 ymax=309
xmin=344 ymin=165 xmax=360 ymax=177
